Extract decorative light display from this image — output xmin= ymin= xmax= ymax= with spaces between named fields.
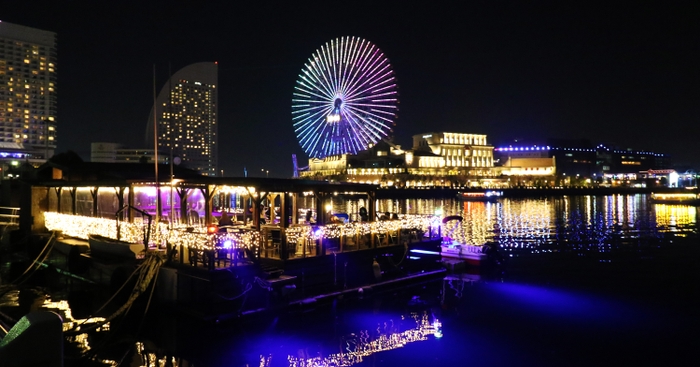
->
xmin=494 ymin=144 xmax=667 ymax=157
xmin=207 ymin=228 xmax=262 ymax=252
xmin=44 ymin=212 xmax=437 ymax=253
xmin=44 ymin=212 xmax=171 ymax=246
xmin=292 ymin=36 xmax=398 ymax=159
xmin=286 ymin=216 xmax=437 ymax=245
xmin=219 ymin=185 xmax=256 ymax=196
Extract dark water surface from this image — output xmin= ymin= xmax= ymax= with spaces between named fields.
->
xmin=137 ymin=239 xmax=699 ymax=367
xmin=6 ymin=195 xmax=700 ymax=366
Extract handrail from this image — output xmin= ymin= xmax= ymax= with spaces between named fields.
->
xmin=0 ymin=206 xmax=19 ymax=225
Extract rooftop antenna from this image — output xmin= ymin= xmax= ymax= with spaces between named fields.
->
xmin=153 ymin=64 xmax=161 ymax=225
xmin=168 ymin=62 xmax=175 ymax=227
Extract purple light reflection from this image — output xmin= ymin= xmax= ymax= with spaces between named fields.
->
xmin=485 ymin=282 xmax=643 ymax=327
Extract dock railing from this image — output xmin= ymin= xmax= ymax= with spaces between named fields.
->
xmin=0 ymin=207 xmax=19 ymax=225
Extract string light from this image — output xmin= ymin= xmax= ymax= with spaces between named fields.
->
xmin=43 ymin=212 xmax=439 ymax=252
xmin=286 ymin=216 xmax=438 ymax=245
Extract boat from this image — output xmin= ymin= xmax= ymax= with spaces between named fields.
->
xmin=440 ymin=240 xmax=488 ymax=265
xmin=459 ymin=190 xmax=503 ymax=202
xmin=650 ymin=192 xmax=700 ymax=205
xmin=88 ymin=234 xmax=145 ymax=261
xmin=439 ymin=215 xmax=488 ymax=265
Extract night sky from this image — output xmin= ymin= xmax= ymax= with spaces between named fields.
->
xmin=4 ymin=1 xmax=699 ymax=177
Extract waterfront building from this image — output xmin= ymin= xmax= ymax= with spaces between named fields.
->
xmin=407 ymin=132 xmax=497 ymax=184
xmin=413 ymin=132 xmax=494 ymax=172
xmin=146 ymin=62 xmax=218 ymax=176
xmin=0 ymin=142 xmax=47 ymax=179
xmin=499 ymin=156 xmax=557 ymax=186
xmin=90 ymin=142 xmax=169 ymax=164
xmin=494 ymin=141 xmax=672 ymax=187
xmin=493 ymin=146 xmax=560 ymax=186
xmin=301 ymin=132 xmax=500 ymax=187
xmin=0 ymin=21 xmax=58 ymax=174
xmin=595 ymin=144 xmax=670 ymax=176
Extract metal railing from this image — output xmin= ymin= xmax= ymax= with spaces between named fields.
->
xmin=0 ymin=207 xmax=19 ymax=225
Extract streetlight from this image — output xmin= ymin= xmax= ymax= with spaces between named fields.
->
xmin=261 ymin=169 xmax=269 ymax=178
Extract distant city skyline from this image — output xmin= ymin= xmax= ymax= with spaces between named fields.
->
xmin=2 ymin=1 xmax=699 ymax=177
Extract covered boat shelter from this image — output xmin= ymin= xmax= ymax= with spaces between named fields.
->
xmin=23 ymin=162 xmax=383 ymax=263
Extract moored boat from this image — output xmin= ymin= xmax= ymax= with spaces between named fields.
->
xmin=650 ymin=192 xmax=700 ymax=205
xmin=440 ymin=240 xmax=488 ymax=265
xmin=439 ymin=215 xmax=493 ymax=265
xmin=88 ymin=234 xmax=145 ymax=261
xmin=459 ymin=190 xmax=503 ymax=202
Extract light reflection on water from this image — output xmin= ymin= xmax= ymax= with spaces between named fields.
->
xmin=257 ymin=311 xmax=442 ymax=367
xmin=377 ymin=195 xmax=697 ymax=257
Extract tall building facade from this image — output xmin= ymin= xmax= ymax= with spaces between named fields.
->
xmin=147 ymin=62 xmax=218 ymax=176
xmin=0 ymin=21 xmax=57 ymax=175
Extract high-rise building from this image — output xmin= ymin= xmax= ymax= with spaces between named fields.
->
xmin=0 ymin=21 xmax=57 ymax=159
xmin=146 ymin=62 xmax=218 ymax=176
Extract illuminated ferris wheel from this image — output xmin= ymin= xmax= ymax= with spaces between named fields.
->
xmin=292 ymin=36 xmax=399 ymax=159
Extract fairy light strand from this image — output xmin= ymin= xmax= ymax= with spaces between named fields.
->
xmin=43 ymin=212 xmax=442 ymax=252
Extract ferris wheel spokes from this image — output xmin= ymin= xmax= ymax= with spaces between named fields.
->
xmin=292 ymin=37 xmax=398 ymax=159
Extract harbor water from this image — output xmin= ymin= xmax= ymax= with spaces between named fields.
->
xmin=3 ymin=193 xmax=699 ymax=366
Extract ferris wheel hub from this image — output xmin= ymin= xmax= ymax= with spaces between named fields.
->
xmin=326 ymin=113 xmax=341 ymax=123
